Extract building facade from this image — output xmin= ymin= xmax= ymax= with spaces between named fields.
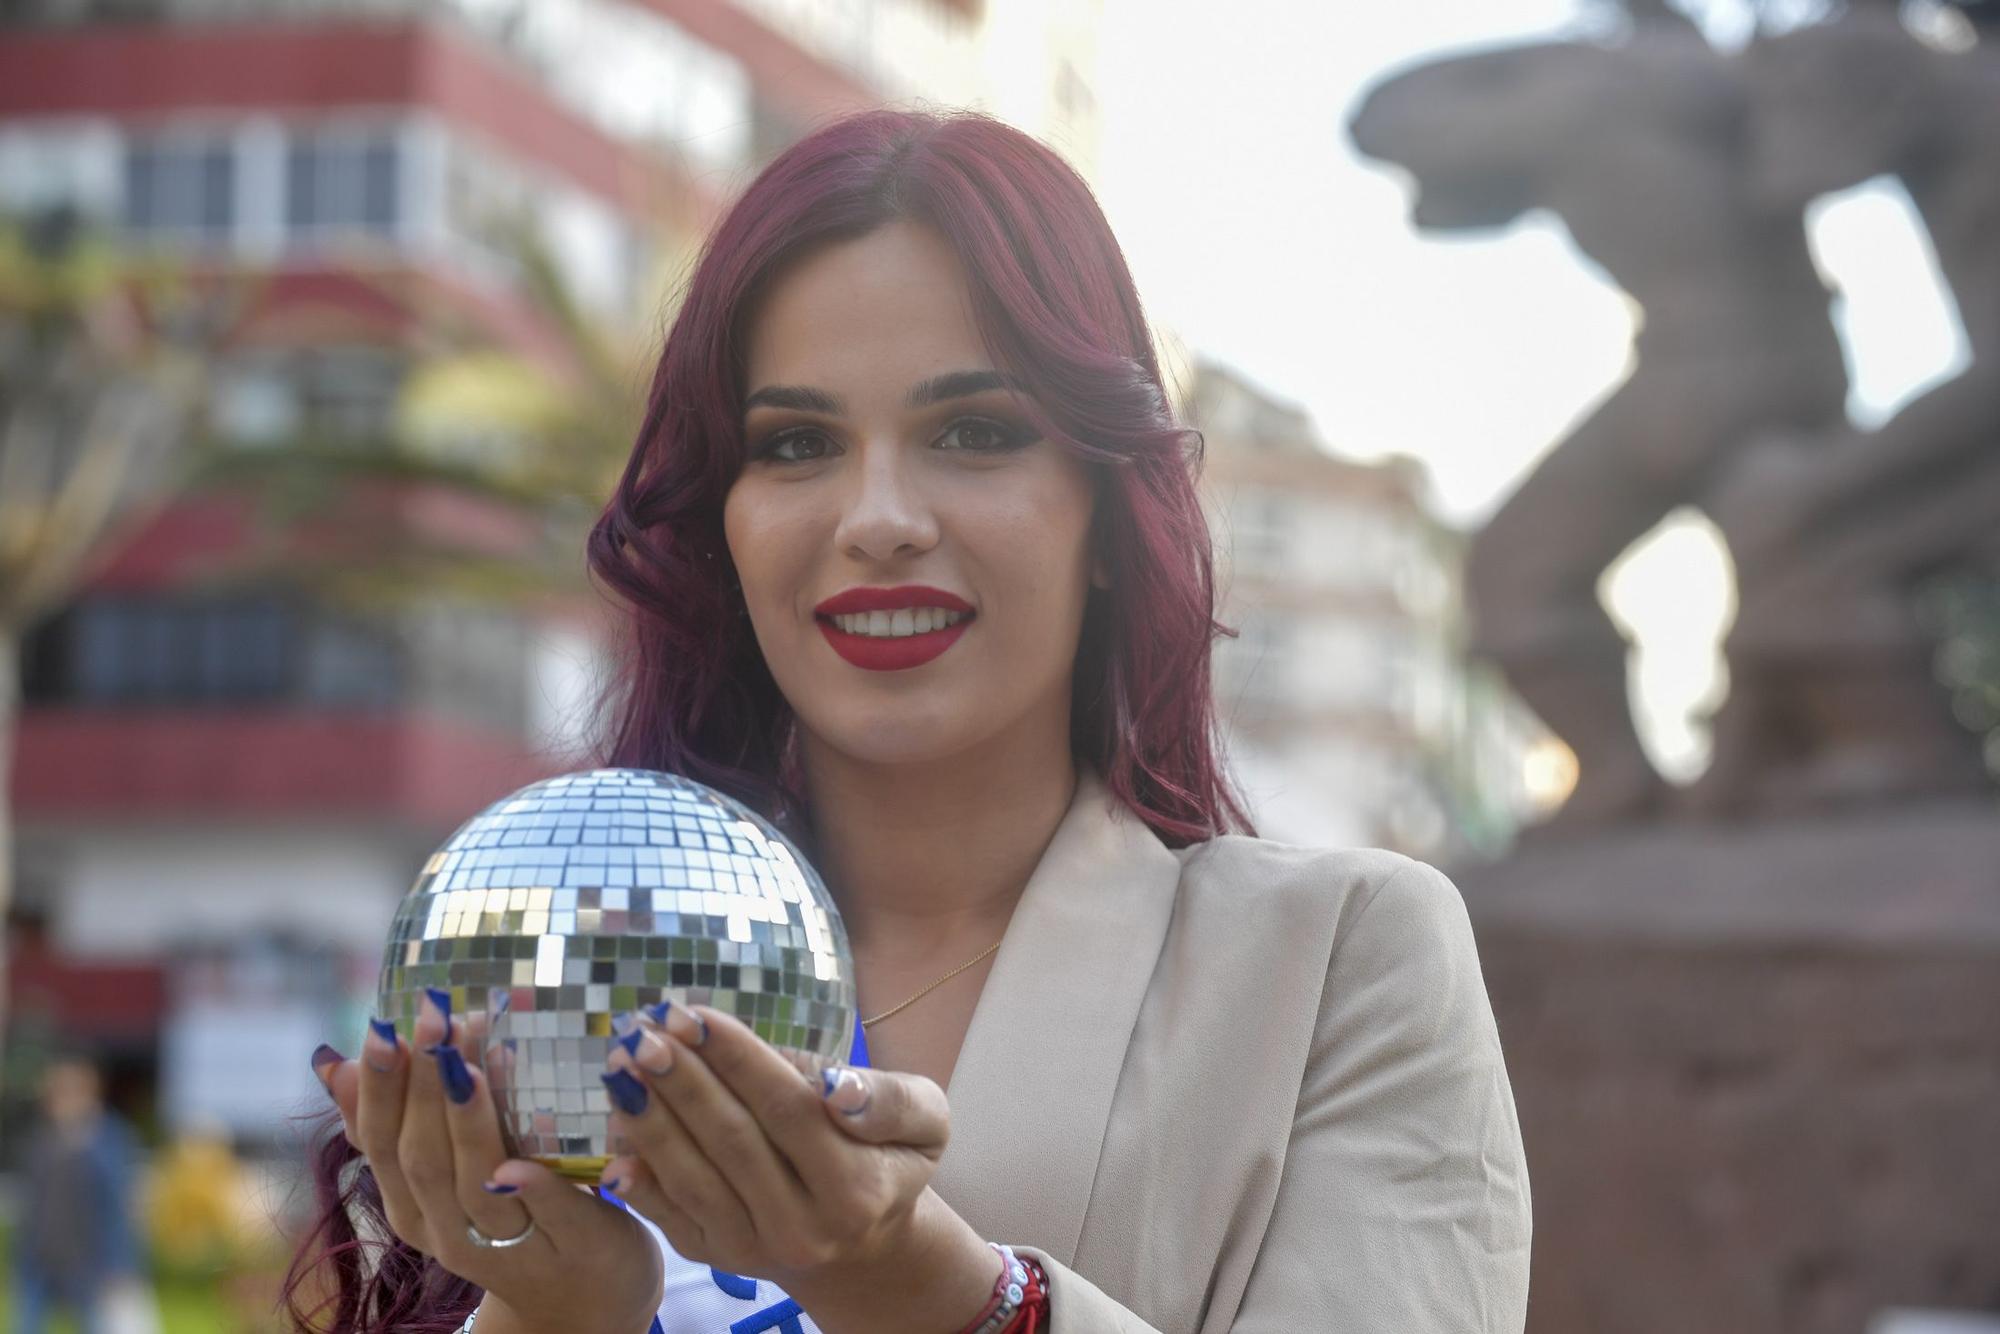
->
xmin=0 ymin=0 xmax=975 ymax=1152
xmin=1189 ymin=361 xmax=1555 ymax=863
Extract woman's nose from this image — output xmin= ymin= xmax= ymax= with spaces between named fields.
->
xmin=833 ymin=443 xmax=939 ymax=561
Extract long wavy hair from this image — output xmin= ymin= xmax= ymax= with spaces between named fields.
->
xmin=283 ymin=106 xmax=1252 ymax=1333
xmin=591 ymin=106 xmax=1254 ymax=849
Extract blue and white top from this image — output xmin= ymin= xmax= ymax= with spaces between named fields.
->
xmin=601 ymin=1026 xmax=871 ymax=1334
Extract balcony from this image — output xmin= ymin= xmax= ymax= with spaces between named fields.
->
xmin=12 ymin=706 xmax=560 ymax=829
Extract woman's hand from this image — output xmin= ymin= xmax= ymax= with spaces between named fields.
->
xmin=599 ymin=1003 xmax=1001 ymax=1332
xmin=313 ymin=990 xmax=665 ymax=1334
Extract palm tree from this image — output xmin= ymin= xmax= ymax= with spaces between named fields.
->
xmin=0 ymin=207 xmax=240 ymax=1059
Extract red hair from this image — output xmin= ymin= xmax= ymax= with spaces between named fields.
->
xmin=589 ymin=107 xmax=1255 ymax=848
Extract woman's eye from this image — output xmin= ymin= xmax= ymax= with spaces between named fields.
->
xmin=750 ymin=416 xmax=1032 ymax=463
xmin=755 ymin=430 xmax=832 ymax=463
xmin=937 ymin=417 xmax=1031 ymax=452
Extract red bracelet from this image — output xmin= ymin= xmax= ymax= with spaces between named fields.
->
xmin=956 ymin=1244 xmax=1050 ymax=1334
xmin=1010 ymin=1251 xmax=1048 ymax=1333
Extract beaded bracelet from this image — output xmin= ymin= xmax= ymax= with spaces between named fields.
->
xmin=957 ymin=1243 xmax=1049 ymax=1334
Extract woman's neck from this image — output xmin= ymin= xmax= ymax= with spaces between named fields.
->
xmin=797 ymin=735 xmax=1079 ymax=971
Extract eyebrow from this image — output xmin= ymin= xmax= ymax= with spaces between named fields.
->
xmin=742 ymin=369 xmax=1024 ymax=417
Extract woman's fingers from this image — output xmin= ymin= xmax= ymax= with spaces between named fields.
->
xmin=435 ymin=1051 xmax=532 ymax=1249
xmin=674 ymin=1006 xmax=836 ymax=1162
xmin=354 ymin=1015 xmax=427 ymax=1243
xmin=634 ymin=1007 xmax=818 ymax=1211
xmin=457 ymin=1005 xmax=492 ymax=1070
xmin=818 ymin=1066 xmax=951 ymax=1155
xmin=603 ymin=1024 xmax=761 ymax=1249
xmin=312 ymin=1044 xmax=362 ymax=1150
xmin=398 ymin=990 xmax=467 ymax=1249
xmin=599 ymin=1154 xmax=705 ymax=1257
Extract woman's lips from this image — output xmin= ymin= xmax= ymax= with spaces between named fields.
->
xmin=817 ymin=614 xmax=973 ymax=671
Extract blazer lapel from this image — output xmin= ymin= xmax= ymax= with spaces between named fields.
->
xmin=933 ymin=765 xmax=1183 ymax=1265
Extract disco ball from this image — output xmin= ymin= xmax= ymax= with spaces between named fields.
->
xmin=376 ymin=768 xmax=855 ymax=1182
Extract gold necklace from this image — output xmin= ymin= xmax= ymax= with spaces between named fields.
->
xmin=859 ymin=939 xmax=1003 ymax=1030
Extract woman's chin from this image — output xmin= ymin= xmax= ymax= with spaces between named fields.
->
xmin=800 ymin=715 xmax=992 ymax=772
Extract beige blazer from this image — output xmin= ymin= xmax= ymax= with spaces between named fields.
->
xmin=931 ymin=768 xmax=1532 ymax=1333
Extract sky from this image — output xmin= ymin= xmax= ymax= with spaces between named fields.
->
xmin=1089 ymin=0 xmax=1970 ymax=779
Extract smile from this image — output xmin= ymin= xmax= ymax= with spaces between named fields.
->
xmin=817 ymin=611 xmax=975 ymax=671
xmin=827 ymin=608 xmax=970 ymax=637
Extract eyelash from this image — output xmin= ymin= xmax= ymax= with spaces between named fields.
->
xmin=748 ymin=415 xmax=1037 ymax=464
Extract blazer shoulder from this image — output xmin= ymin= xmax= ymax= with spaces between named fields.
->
xmin=1171 ymin=836 xmax=1475 ymax=983
xmin=1174 ymin=833 xmax=1446 ymax=918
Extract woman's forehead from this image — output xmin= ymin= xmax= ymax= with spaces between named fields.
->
xmin=743 ymin=224 xmax=989 ymax=386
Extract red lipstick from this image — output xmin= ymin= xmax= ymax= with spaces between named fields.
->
xmin=814 ymin=585 xmax=975 ymax=672
xmin=814 ymin=585 xmax=974 ymax=616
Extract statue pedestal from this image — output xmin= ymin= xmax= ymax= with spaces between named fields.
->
xmin=1455 ymin=800 xmax=2000 ymax=1334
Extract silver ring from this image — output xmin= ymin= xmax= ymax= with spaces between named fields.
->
xmin=465 ymin=1217 xmax=537 ymax=1249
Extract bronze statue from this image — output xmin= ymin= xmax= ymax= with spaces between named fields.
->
xmin=1349 ymin=27 xmax=1850 ymax=827
xmin=1692 ymin=10 xmax=2000 ymax=811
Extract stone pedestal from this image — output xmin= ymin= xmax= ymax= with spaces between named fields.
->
xmin=1455 ymin=801 xmax=2000 ymax=1334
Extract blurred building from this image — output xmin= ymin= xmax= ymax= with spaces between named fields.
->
xmin=0 ymin=0 xmax=997 ymax=1150
xmin=1189 ymin=361 xmax=1553 ymax=862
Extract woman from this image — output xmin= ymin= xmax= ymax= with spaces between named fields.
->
xmin=294 ymin=107 xmax=1531 ymax=1333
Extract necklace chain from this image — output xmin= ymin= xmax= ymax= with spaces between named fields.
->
xmin=859 ymin=938 xmax=1004 ymax=1030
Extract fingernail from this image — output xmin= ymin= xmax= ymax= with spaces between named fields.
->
xmin=422 ymin=987 xmax=455 ymax=1037
xmin=633 ymin=1028 xmax=674 ymax=1076
xmin=665 ymin=1004 xmax=708 ymax=1048
xmin=643 ymin=999 xmax=672 ymax=1026
xmin=820 ymin=1066 xmax=870 ymax=1116
xmin=481 ymin=1181 xmax=520 ymax=1195
xmin=602 ymin=1173 xmax=629 ymax=1197
xmin=364 ymin=1019 xmax=399 ymax=1074
xmin=310 ymin=1044 xmax=343 ymax=1087
xmin=600 ymin=1069 xmax=649 ymax=1117
xmin=613 ymin=1029 xmax=644 ymax=1060
xmin=433 ymin=1045 xmax=476 ymax=1105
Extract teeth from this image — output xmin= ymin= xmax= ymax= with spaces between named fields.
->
xmin=831 ymin=608 xmax=968 ymax=638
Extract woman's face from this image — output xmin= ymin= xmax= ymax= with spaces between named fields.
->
xmin=724 ymin=220 xmax=1102 ymax=774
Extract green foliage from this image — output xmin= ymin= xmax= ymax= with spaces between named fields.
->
xmin=1918 ymin=568 xmax=2000 ymax=776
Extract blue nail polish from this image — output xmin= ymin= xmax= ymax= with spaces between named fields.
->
xmin=820 ymin=1068 xmax=840 ymax=1099
xmin=311 ymin=1044 xmax=343 ymax=1084
xmin=367 ymin=1017 xmax=398 ymax=1046
xmin=614 ymin=1029 xmax=644 ymax=1058
xmin=601 ymin=1069 xmax=649 ymax=1117
xmin=644 ymin=999 xmax=672 ymax=1025
xmin=433 ymin=1045 xmax=476 ymax=1105
xmin=482 ymin=1181 xmax=520 ymax=1195
xmin=423 ymin=987 xmax=453 ymax=1022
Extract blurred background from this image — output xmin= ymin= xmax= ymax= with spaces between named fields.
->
xmin=0 ymin=0 xmax=1995 ymax=1331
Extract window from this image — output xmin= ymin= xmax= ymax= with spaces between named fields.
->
xmin=303 ymin=616 xmax=402 ymax=709
xmin=123 ymin=132 xmax=235 ymax=242
xmin=27 ymin=596 xmax=299 ymax=706
xmin=286 ymin=126 xmax=400 ymax=240
xmin=26 ymin=595 xmax=402 ymax=713
xmin=1230 ymin=490 xmax=1292 ymax=578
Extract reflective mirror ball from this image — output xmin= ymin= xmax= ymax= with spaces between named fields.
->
xmin=377 ymin=768 xmax=855 ymax=1180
